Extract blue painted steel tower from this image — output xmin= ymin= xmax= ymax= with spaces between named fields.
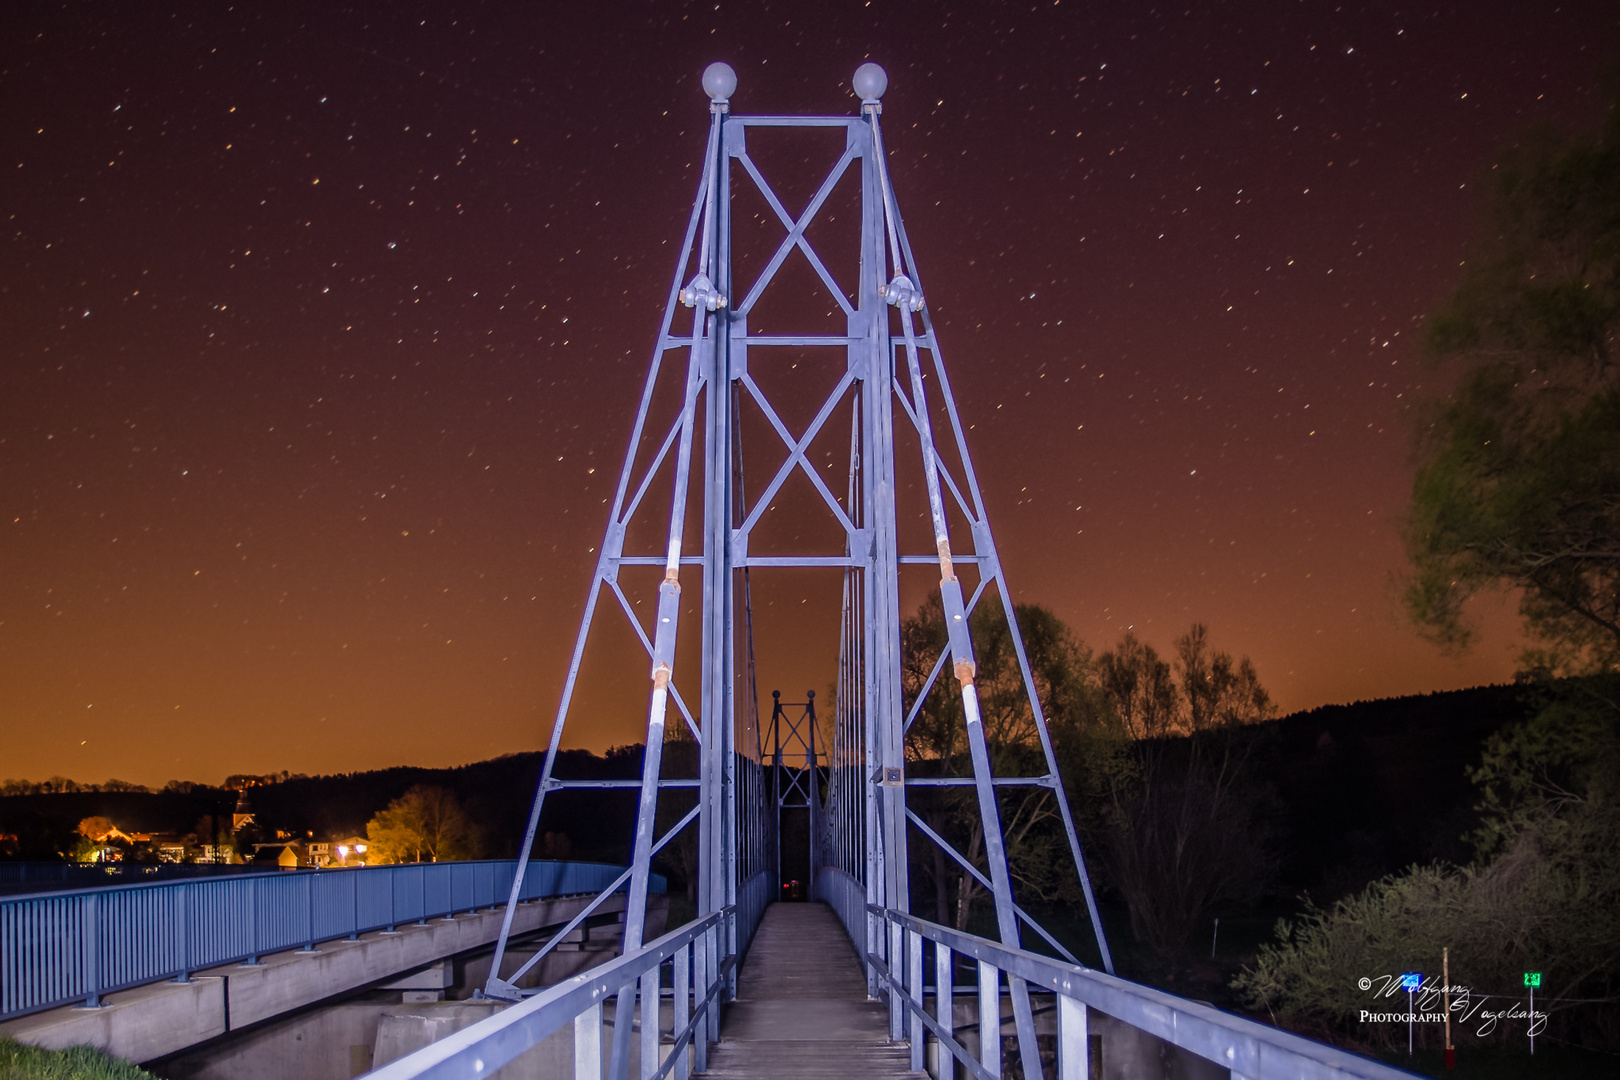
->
xmin=483 ymin=61 xmax=1112 ymax=1079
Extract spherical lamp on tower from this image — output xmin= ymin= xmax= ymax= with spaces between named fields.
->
xmin=852 ymin=63 xmax=888 ymax=105
xmin=702 ymin=62 xmax=737 ymax=105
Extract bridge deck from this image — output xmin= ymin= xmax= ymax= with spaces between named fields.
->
xmin=697 ymin=902 xmax=924 ymax=1080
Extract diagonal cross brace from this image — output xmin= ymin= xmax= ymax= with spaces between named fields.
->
xmin=737 ymin=369 xmax=859 ymax=536
xmin=904 ymin=807 xmax=1078 ymax=965
xmin=734 ymin=148 xmax=859 ymax=318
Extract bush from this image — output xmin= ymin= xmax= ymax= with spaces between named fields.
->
xmin=1234 ymin=682 xmax=1620 ymax=1051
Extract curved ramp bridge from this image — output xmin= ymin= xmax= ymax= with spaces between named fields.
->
xmin=369 ymin=63 xmax=1419 ymax=1080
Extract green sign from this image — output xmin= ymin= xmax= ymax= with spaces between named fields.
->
xmin=1524 ymin=972 xmax=1541 ymax=988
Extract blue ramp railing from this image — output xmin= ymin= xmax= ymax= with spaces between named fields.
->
xmin=0 ymin=859 xmax=664 ymax=1021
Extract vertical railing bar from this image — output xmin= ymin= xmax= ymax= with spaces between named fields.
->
xmin=908 ymin=928 xmax=924 ymax=1072
xmin=936 ymin=942 xmax=954 ymax=1077
xmin=673 ymin=942 xmax=690 ymax=1080
xmin=705 ymin=925 xmax=719 ymax=1044
xmin=693 ymin=928 xmax=709 ymax=1073
xmin=302 ymin=872 xmax=317 ymax=951
xmin=978 ymin=961 xmax=1001 ymax=1080
xmin=639 ymin=968 xmax=659 ymax=1080
xmin=888 ymin=917 xmax=903 ymax=1040
xmin=243 ymin=878 xmax=262 ymax=966
xmin=79 ymin=892 xmax=100 ymax=1008
xmin=576 ymin=999 xmax=604 ymax=1080
xmin=172 ymin=884 xmax=193 ymax=982
xmin=1058 ymin=995 xmax=1088 ymax=1080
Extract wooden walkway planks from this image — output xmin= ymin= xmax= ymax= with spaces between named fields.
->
xmin=696 ymin=902 xmax=926 ymax=1080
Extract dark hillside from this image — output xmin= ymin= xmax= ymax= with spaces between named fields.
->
xmin=2 ymin=685 xmax=1532 ymax=896
xmin=1261 ymin=684 xmax=1529 ymax=899
xmin=0 ymin=790 xmax=233 ymax=836
xmin=238 ymin=747 xmax=648 ymax=861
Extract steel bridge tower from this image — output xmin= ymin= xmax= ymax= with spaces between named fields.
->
xmin=483 ymin=61 xmax=1112 ymax=1079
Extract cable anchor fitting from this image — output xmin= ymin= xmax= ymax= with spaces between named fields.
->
xmin=679 ymin=272 xmax=726 ymax=311
xmin=879 ymin=274 xmax=924 ymax=312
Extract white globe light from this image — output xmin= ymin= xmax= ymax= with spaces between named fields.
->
xmin=702 ymin=62 xmax=737 ymax=103
xmin=853 ymin=63 xmax=888 ymax=103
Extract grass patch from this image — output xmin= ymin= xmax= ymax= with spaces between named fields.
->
xmin=0 ymin=1039 xmax=155 ymax=1080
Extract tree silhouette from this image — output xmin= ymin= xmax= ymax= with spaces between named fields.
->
xmin=365 ymin=784 xmax=481 ymax=863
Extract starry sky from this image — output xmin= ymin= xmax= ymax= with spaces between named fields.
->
xmin=5 ymin=1 xmax=1618 ymax=788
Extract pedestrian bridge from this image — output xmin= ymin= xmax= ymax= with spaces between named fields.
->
xmin=6 ymin=60 xmax=1425 ymax=1080
xmin=354 ymin=60 xmax=1421 ymax=1080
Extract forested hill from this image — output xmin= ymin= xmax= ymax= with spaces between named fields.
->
xmin=1257 ymin=683 xmax=1530 ymax=899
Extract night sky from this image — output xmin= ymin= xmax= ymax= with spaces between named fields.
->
xmin=5 ymin=2 xmax=1618 ymax=788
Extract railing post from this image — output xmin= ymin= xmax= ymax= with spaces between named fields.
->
xmin=575 ymin=1000 xmax=603 ymax=1080
xmin=935 ymin=943 xmax=954 ymax=1078
xmin=978 ymin=961 xmax=1001 ymax=1080
xmin=673 ymin=943 xmax=690 ymax=1080
xmin=172 ymin=884 xmax=193 ymax=982
xmin=77 ymin=892 xmax=102 ymax=1008
xmin=865 ymin=906 xmax=878 ymax=998
xmin=908 ymin=929 xmax=924 ymax=1072
xmin=302 ymin=872 xmax=318 ymax=951
xmin=888 ymin=918 xmax=903 ymax=1040
xmin=705 ymin=925 xmax=719 ymax=1043
xmin=349 ymin=869 xmax=359 ymax=940
xmin=242 ymin=877 xmax=263 ymax=965
xmin=726 ymin=907 xmax=738 ymax=1001
xmin=639 ymin=968 xmax=659 ymax=1080
xmin=609 ymin=984 xmax=635 ymax=1080
xmin=1059 ymin=995 xmax=1088 ymax=1080
xmin=693 ymin=931 xmax=709 ymax=1073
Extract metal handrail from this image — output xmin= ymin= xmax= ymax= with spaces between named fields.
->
xmin=368 ymin=908 xmax=737 ymax=1080
xmin=0 ymin=861 xmax=280 ymax=891
xmin=0 ymin=859 xmax=664 ymax=1021
xmin=832 ymin=869 xmax=1423 ymax=1080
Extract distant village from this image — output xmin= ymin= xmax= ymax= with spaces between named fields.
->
xmin=0 ymin=769 xmax=487 ymax=870
xmin=71 ymin=782 xmax=369 ymax=869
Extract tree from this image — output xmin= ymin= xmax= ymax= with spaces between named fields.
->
xmin=1097 ymin=633 xmax=1178 ymax=740
xmin=1358 ymin=99 xmax=1620 ymax=1049
xmin=654 ymin=720 xmax=701 ymax=903
xmin=192 ymin=816 xmax=234 ymax=863
xmin=75 ymin=816 xmax=118 ymax=861
xmin=1405 ymin=104 xmax=1620 ymax=673
xmin=900 ymin=594 xmax=1117 ymax=929
xmin=365 ymin=785 xmax=481 ymax=863
xmin=1096 ymin=624 xmax=1278 ymax=958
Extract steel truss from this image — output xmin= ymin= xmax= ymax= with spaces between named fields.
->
xmin=484 ymin=62 xmax=1112 ymax=1080
xmin=767 ymin=690 xmax=820 ymax=899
